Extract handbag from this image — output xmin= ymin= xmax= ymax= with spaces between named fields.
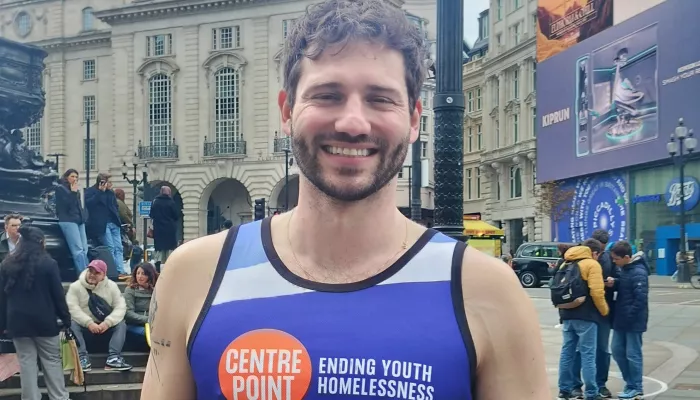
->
xmin=0 ymin=334 xmax=14 ymax=354
xmin=60 ymin=329 xmax=84 ymax=385
xmin=85 ymin=289 xmax=113 ymax=323
xmin=147 ymin=227 xmax=154 ymax=239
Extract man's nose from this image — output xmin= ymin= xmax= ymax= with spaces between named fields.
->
xmin=334 ymin=95 xmax=371 ymax=136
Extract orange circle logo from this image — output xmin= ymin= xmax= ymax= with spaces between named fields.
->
xmin=218 ymin=329 xmax=312 ymax=400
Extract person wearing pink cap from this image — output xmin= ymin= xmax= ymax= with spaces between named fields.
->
xmin=65 ymin=259 xmax=132 ymax=371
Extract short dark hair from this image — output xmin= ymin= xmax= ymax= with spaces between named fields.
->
xmin=591 ymin=229 xmax=609 ymax=245
xmin=582 ymin=238 xmax=603 ymax=254
xmin=610 ymin=241 xmax=633 ymax=258
xmin=3 ymin=213 xmax=22 ymax=225
xmin=557 ymin=243 xmax=574 ymax=256
xmin=282 ymin=0 xmax=428 ymax=112
xmin=223 ymin=220 xmax=233 ymax=229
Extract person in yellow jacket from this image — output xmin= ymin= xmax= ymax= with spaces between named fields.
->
xmin=556 ymin=238 xmax=609 ymax=400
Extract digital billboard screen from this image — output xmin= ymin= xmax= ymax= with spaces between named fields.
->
xmin=536 ymin=0 xmax=700 ymax=183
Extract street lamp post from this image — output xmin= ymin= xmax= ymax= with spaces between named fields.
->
xmin=121 ymin=155 xmax=149 ymax=237
xmin=667 ymin=118 xmax=697 ymax=283
xmin=433 ymin=0 xmax=465 ymax=239
xmin=46 ymin=153 xmax=66 ymax=173
xmin=283 ymin=137 xmax=294 ymax=211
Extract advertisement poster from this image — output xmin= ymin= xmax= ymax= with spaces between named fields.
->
xmin=536 ymin=0 xmax=700 ymax=183
xmin=552 ymin=173 xmax=628 ymax=243
xmin=536 ymin=0 xmax=614 ymax=62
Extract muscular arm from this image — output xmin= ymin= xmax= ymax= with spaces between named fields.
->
xmin=140 ymin=232 xmax=226 ymax=399
xmin=461 ymin=247 xmax=549 ymax=400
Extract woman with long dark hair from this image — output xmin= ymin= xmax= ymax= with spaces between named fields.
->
xmin=0 ymin=226 xmax=71 ymax=400
xmin=55 ymin=168 xmax=89 ymax=274
xmin=123 ymin=262 xmax=158 ymax=336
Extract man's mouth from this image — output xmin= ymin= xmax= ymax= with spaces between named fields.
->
xmin=321 ymin=146 xmax=377 ymax=157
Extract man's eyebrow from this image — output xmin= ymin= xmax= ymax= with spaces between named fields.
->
xmin=303 ymin=82 xmax=402 ymax=97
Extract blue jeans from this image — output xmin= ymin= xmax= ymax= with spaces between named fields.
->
xmin=612 ymin=330 xmax=644 ymax=392
xmin=573 ymin=319 xmax=611 ymax=390
xmin=127 ymin=325 xmax=145 ymax=336
xmin=102 ymin=222 xmax=124 ymax=274
xmin=59 ymin=222 xmax=89 ymax=273
xmin=559 ymin=320 xmax=599 ymax=398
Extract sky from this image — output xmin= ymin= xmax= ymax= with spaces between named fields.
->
xmin=463 ymin=0 xmax=490 ymax=46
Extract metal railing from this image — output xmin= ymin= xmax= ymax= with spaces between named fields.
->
xmin=203 ymin=139 xmax=247 ymax=157
xmin=137 ymin=140 xmax=178 ymax=160
xmin=273 ymin=137 xmax=291 ymax=153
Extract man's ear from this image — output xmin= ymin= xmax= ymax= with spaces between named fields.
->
xmin=409 ymin=98 xmax=423 ymax=143
xmin=278 ymin=90 xmax=292 ymax=136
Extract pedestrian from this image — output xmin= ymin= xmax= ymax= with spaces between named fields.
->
xmin=554 ymin=239 xmax=609 ymax=400
xmin=55 ymin=169 xmax=90 ymax=274
xmin=0 ymin=225 xmax=72 ymax=400
xmin=84 ymin=173 xmax=127 ymax=277
xmin=0 ymin=214 xmax=22 ymax=261
xmin=609 ymin=240 xmax=649 ymax=400
xmin=139 ymin=0 xmax=550 ymax=398
xmin=148 ymin=186 xmax=180 ymax=265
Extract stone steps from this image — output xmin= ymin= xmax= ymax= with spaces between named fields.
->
xmin=0 ymin=353 xmax=148 ymax=399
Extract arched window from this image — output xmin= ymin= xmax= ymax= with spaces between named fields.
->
xmin=16 ymin=11 xmax=31 ymax=37
xmin=214 ymin=67 xmax=242 ymax=153
xmin=148 ymin=74 xmax=172 ymax=158
xmin=82 ymin=7 xmax=94 ymax=31
xmin=510 ymin=166 xmax=522 ymax=199
xmin=21 ymin=120 xmax=42 ymax=154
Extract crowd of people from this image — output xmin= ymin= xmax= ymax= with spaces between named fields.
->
xmin=554 ymin=229 xmax=650 ymax=400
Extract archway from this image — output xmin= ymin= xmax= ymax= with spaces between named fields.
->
xmin=270 ymin=175 xmax=300 ymax=212
xmin=203 ymin=178 xmax=251 ymax=234
xmin=149 ymin=181 xmax=185 ymax=245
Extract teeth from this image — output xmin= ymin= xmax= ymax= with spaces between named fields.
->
xmin=327 ymin=146 xmax=370 ymax=157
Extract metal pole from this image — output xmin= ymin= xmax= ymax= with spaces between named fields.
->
xmin=284 ymin=148 xmax=290 ymax=211
xmin=679 ymin=138 xmax=689 ymax=282
xmin=85 ymin=118 xmax=91 ymax=187
xmin=433 ymin=0 xmax=465 ymax=239
xmin=132 ymin=164 xmax=138 ymax=236
xmin=407 ymin=166 xmax=412 ymax=211
xmin=410 ymin=139 xmax=422 ymax=222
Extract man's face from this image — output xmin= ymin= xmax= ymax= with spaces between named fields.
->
xmin=86 ymin=267 xmax=105 ymax=285
xmin=611 ymin=254 xmax=629 ymax=267
xmin=278 ymin=41 xmax=421 ymax=202
xmin=5 ymin=218 xmax=20 ymax=238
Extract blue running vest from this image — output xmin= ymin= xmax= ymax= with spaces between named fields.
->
xmin=187 ymin=218 xmax=477 ymax=400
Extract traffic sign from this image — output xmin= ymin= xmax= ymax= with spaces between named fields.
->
xmin=138 ymin=201 xmax=152 ymax=217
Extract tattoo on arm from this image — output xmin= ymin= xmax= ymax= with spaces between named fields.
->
xmin=148 ymin=286 xmax=158 ymax=333
xmin=147 ymin=287 xmax=162 ymax=385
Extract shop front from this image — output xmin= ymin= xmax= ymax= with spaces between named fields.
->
xmin=629 ymin=160 xmax=700 ymax=275
xmin=463 ymin=215 xmax=504 ymax=257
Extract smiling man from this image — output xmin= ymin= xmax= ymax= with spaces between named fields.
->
xmin=140 ymin=1 xmax=548 ymax=399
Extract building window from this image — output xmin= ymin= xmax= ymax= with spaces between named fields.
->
xmin=513 ymin=114 xmax=519 ymax=143
xmin=476 ymin=169 xmax=482 ymax=198
xmin=493 ymin=79 xmax=499 ymax=107
xmin=83 ymin=95 xmax=96 ymax=122
xmin=83 ymin=138 xmax=96 ymax=171
xmin=495 ymin=120 xmax=500 ymax=148
xmin=532 ymin=61 xmax=537 ymax=92
xmin=420 ymin=90 xmax=428 ymax=107
xmin=212 ymin=27 xmax=241 ymax=50
xmin=147 ymin=34 xmax=173 ymax=57
xmin=496 ymin=33 xmax=502 ymax=47
xmin=214 ymin=67 xmax=242 ymax=148
xmin=467 ymin=91 xmax=474 ymax=113
xmin=496 ymin=180 xmax=501 ymax=200
xmin=513 ymin=0 xmax=522 ymax=9
xmin=476 ymin=88 xmax=482 ymax=110
xmin=21 ymin=120 xmax=41 ymax=154
xmin=467 ymin=127 xmax=473 ymax=152
xmin=533 ymin=14 xmax=538 ymax=31
xmin=510 ymin=166 xmax=522 ymax=198
xmin=82 ymin=7 xmax=94 ymax=31
xmin=513 ymin=68 xmax=519 ymax=99
xmin=282 ymin=19 xmax=297 ymax=39
xmin=466 ymin=169 xmax=473 ymax=200
xmin=398 ymin=167 xmax=404 ymax=179
xmin=532 ymin=163 xmax=537 ymax=193
xmin=497 ymin=0 xmax=502 ymax=21
xmin=420 ymin=116 xmax=428 ymax=132
xmin=83 ymin=60 xmax=96 ymax=81
xmin=481 ymin=14 xmax=489 ymax=38
xmin=148 ymin=74 xmax=173 ymax=155
xmin=16 ymin=11 xmax=31 ymax=37
xmin=421 ymin=140 xmax=428 ymax=158
xmin=532 ymin=107 xmax=537 ymax=137
xmin=511 ymin=22 xmax=520 ymax=46
xmin=477 ymin=124 xmax=482 ymax=150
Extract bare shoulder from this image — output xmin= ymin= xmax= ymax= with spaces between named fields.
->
xmin=141 ymin=231 xmax=228 ymax=399
xmin=460 ymin=246 xmax=549 ymax=399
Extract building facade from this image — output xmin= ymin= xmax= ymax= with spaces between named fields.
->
xmin=2 ymin=0 xmax=438 ymax=241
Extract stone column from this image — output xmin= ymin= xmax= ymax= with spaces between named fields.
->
xmin=110 ymin=34 xmax=134 ymax=160
xmin=498 ymin=72 xmax=505 ymax=148
xmin=482 ymin=77 xmax=492 ymax=151
xmin=519 ymin=62 xmax=528 ymax=138
xmin=46 ymin=59 xmax=66 ymax=156
xmin=182 ymin=26 xmax=200 ymax=161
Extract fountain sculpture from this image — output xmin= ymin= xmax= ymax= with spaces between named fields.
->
xmin=0 ymin=37 xmax=74 ymax=280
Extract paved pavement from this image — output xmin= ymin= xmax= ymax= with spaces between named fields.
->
xmin=529 ymin=287 xmax=700 ymax=399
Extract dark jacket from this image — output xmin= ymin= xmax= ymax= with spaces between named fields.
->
xmin=598 ymin=250 xmax=619 ymax=321
xmin=149 ymin=194 xmax=180 ymax=251
xmin=55 ymin=182 xmax=88 ymax=225
xmin=613 ymin=252 xmax=649 ymax=333
xmin=84 ymin=186 xmax=121 ymax=241
xmin=558 ymin=246 xmax=609 ymax=324
xmin=0 ymin=256 xmax=71 ymax=338
xmin=123 ymin=286 xmax=153 ymax=326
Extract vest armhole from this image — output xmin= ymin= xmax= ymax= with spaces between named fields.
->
xmin=450 ymin=240 xmax=478 ymax=398
xmin=186 ymin=225 xmax=240 ymax=359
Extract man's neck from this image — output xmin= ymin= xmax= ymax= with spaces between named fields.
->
xmin=8 ymin=234 xmax=19 ymax=244
xmin=288 ymin=179 xmax=409 ymax=273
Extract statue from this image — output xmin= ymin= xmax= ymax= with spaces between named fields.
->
xmin=0 ymin=37 xmax=73 ymax=280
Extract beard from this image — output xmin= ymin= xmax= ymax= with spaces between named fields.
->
xmin=290 ymin=126 xmax=409 ymax=202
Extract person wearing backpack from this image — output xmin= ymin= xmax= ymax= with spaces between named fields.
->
xmin=65 ymin=260 xmax=133 ymax=372
xmin=553 ymin=239 xmax=609 ymax=400
xmin=569 ymin=230 xmax=620 ymax=399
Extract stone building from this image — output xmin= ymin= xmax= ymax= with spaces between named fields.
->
xmin=1 ymin=0 xmax=438 ymax=241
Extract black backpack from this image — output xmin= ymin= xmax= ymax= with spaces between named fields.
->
xmin=550 ymin=260 xmax=588 ymax=309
